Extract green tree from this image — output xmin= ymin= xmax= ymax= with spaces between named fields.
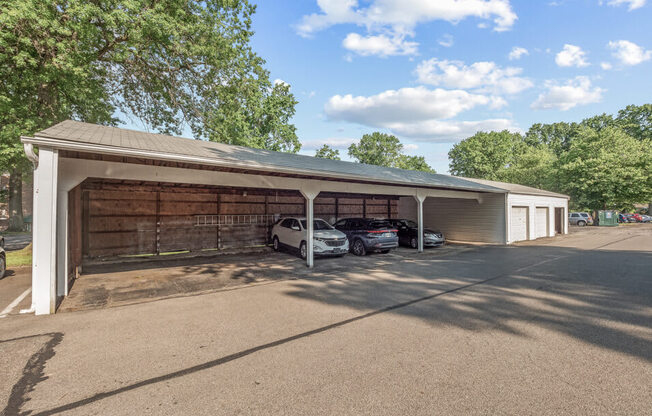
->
xmin=448 ymin=130 xmax=524 ymax=179
xmin=0 ymin=0 xmax=298 ymax=230
xmin=314 ymin=145 xmax=341 ymax=160
xmin=557 ymin=127 xmax=652 ymax=210
xmin=348 ymin=132 xmax=403 ymax=167
xmin=497 ymin=145 xmax=557 ymax=191
xmin=524 ymin=122 xmax=578 ymax=156
xmin=348 ymin=132 xmax=434 ymax=172
xmin=395 ymin=155 xmax=435 ymax=173
xmin=616 ymin=104 xmax=652 ymax=141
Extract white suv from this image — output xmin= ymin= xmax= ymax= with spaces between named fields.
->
xmin=271 ymin=217 xmax=349 ymax=259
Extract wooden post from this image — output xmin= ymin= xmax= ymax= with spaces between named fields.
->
xmin=155 ymin=191 xmax=161 ymax=255
xmin=264 ymin=194 xmax=269 ymax=245
xmin=363 ymin=198 xmax=367 ymax=218
xmin=81 ymin=191 xmax=90 ymax=257
xmin=335 ymin=197 xmax=339 ymax=222
xmin=387 ymin=198 xmax=391 ymax=219
xmin=216 ymin=193 xmax=221 ymax=250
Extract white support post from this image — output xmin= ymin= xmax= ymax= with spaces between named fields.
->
xmin=300 ymin=187 xmax=320 ymax=268
xmin=415 ymin=193 xmax=426 ymax=253
xmin=32 ymin=148 xmax=59 ymax=315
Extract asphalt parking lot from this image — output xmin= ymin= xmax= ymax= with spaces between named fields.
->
xmin=1 ymin=225 xmax=650 ymax=415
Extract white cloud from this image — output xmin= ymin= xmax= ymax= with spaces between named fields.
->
xmin=324 ymin=86 xmax=517 ymax=141
xmin=508 ymin=46 xmax=529 ymax=60
xmin=403 ymin=143 xmax=419 ymax=151
xmin=555 ymin=44 xmax=590 ymax=67
xmin=531 ymin=76 xmax=604 ymax=111
xmin=607 ymin=40 xmax=651 ymax=65
xmin=604 ymin=0 xmax=646 ymax=11
xmin=438 ymin=34 xmax=454 ymax=48
xmin=415 ymin=59 xmax=533 ymax=95
xmin=301 ymin=137 xmax=357 ymax=150
xmin=273 ymin=79 xmax=290 ymax=87
xmin=387 ymin=119 xmax=520 ymax=141
xmin=600 ymin=62 xmax=613 ymax=70
xmin=325 ymin=86 xmax=495 ymax=124
xmin=342 ymin=32 xmax=418 ymax=57
xmin=296 ymin=0 xmax=518 ymax=39
xmin=297 ymin=1 xmax=516 ymax=57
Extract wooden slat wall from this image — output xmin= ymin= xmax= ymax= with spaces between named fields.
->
xmin=82 ymin=182 xmax=399 ymax=260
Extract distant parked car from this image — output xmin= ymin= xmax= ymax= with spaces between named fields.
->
xmin=640 ymin=215 xmax=652 ymax=223
xmin=569 ymin=212 xmax=593 ymax=226
xmin=387 ymin=219 xmax=445 ymax=248
xmin=333 ymin=218 xmax=399 ymax=256
xmin=271 ymin=217 xmax=348 ymax=259
xmin=618 ymin=213 xmax=631 ymax=223
xmin=0 ymin=247 xmax=5 ymax=278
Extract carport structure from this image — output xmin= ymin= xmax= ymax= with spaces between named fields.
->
xmin=22 ymin=121 xmax=568 ymax=314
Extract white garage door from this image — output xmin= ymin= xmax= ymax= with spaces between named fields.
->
xmin=511 ymin=206 xmax=528 ymax=242
xmin=535 ymin=207 xmax=549 ymax=239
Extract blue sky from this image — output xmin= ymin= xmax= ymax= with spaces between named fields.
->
xmin=245 ymin=0 xmax=651 ymax=173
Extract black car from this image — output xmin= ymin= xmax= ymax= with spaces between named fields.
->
xmin=333 ymin=218 xmax=399 ymax=256
xmin=388 ymin=219 xmax=445 ymax=248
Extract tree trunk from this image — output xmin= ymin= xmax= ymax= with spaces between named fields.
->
xmin=8 ymin=169 xmax=24 ymax=232
xmin=648 ymin=202 xmax=651 ymax=215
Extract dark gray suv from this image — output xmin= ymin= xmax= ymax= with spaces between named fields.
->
xmin=333 ymin=218 xmax=399 ymax=256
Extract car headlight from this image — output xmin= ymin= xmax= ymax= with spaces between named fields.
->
xmin=314 ymin=237 xmax=325 ymax=242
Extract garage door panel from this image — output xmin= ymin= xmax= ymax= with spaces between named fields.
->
xmin=511 ymin=206 xmax=528 ymax=242
xmin=535 ymin=207 xmax=548 ymax=239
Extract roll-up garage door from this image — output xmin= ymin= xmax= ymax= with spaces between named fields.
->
xmin=510 ymin=206 xmax=528 ymax=242
xmin=535 ymin=207 xmax=549 ymax=239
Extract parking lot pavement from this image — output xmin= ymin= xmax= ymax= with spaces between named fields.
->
xmin=0 ymin=267 xmax=31 ymax=318
xmin=1 ymin=226 xmax=651 ymax=415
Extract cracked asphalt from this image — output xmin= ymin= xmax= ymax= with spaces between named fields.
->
xmin=0 ymin=225 xmax=650 ymax=415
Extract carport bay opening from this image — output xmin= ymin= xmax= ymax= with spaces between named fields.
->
xmin=72 ymin=179 xmax=401 ymax=262
xmin=21 ymin=120 xmax=569 ymax=314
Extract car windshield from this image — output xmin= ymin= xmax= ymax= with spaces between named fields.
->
xmin=404 ymin=220 xmax=418 ymax=228
xmin=580 ymin=213 xmax=589 ymax=217
xmin=300 ymin=219 xmax=333 ymax=230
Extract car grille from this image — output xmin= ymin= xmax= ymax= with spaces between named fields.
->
xmin=325 ymin=239 xmax=347 ymax=247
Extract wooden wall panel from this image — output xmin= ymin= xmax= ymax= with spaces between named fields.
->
xmin=82 ymin=181 xmax=399 ymax=260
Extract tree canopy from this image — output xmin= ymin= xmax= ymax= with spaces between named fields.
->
xmin=314 ymin=145 xmax=341 ymax=160
xmin=0 ymin=0 xmax=299 ymax=229
xmin=447 ymin=104 xmax=652 ymax=211
xmin=0 ymin=0 xmax=300 ymax=167
xmin=348 ymin=132 xmax=434 ymax=172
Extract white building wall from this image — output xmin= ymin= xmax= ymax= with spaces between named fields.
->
xmin=399 ymin=193 xmax=507 ymax=244
xmin=506 ymin=194 xmax=568 ymax=244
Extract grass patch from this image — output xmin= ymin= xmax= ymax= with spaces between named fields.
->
xmin=6 ymin=243 xmax=32 ymax=267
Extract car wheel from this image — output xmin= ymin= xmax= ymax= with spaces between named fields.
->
xmin=272 ymin=236 xmax=280 ymax=251
xmin=410 ymin=237 xmax=418 ymax=249
xmin=380 ymin=250 xmax=390 ymax=254
xmin=299 ymin=241 xmax=307 ymax=260
xmin=577 ymin=220 xmax=586 ymax=227
xmin=352 ymin=239 xmax=366 ymax=256
xmin=0 ymin=256 xmax=5 ymax=278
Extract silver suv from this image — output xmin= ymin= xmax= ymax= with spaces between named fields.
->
xmin=569 ymin=212 xmax=593 ymax=226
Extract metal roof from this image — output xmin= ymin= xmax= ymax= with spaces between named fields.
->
xmin=460 ymin=177 xmax=569 ymax=199
xmin=25 ymin=120 xmax=563 ymax=198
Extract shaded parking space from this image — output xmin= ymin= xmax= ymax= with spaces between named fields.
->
xmin=59 ymin=245 xmax=467 ymax=313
